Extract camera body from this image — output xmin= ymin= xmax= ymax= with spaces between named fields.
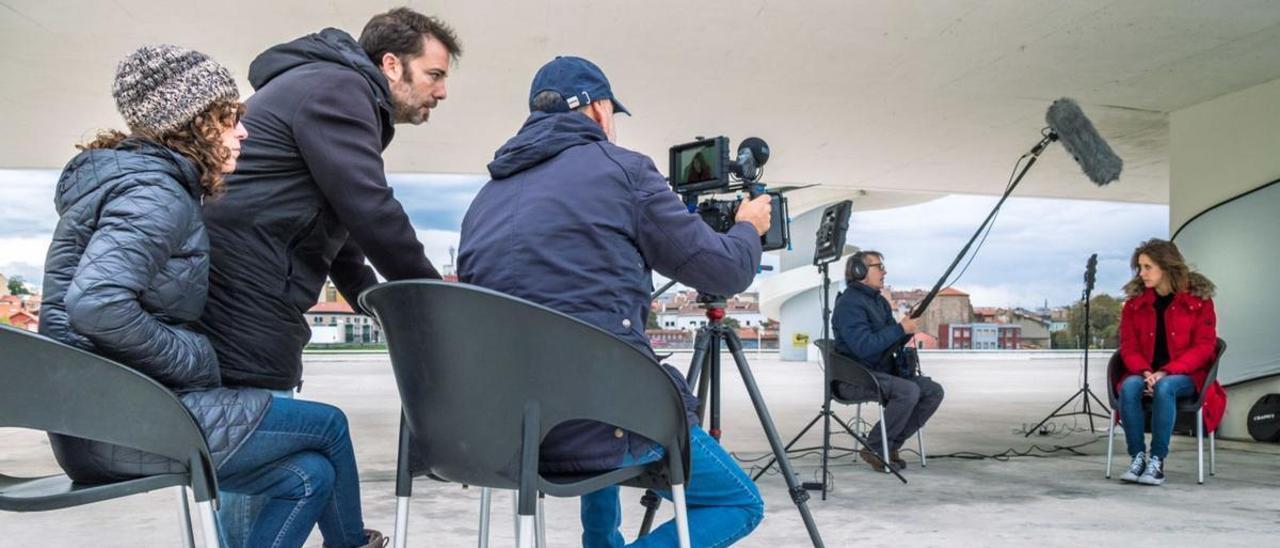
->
xmin=669 ymin=136 xmax=790 ymax=252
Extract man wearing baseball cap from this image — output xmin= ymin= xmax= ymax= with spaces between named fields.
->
xmin=459 ymin=56 xmax=770 ymax=547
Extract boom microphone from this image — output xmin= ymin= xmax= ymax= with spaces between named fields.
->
xmin=1046 ymin=98 xmax=1123 ymax=186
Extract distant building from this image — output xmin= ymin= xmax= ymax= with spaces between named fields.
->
xmin=307 ymin=282 xmax=381 ymax=345
xmin=648 ymin=290 xmax=778 ymax=348
xmin=889 ymin=286 xmax=973 ymax=338
xmin=0 ymin=272 xmax=8 ymax=297
xmin=939 ymin=323 xmax=1020 ymax=349
xmin=1 ymin=295 xmax=37 ymax=332
xmin=1010 ymin=308 xmax=1053 ymax=349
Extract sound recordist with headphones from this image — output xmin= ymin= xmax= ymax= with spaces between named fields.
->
xmin=832 ymin=250 xmax=945 ymax=472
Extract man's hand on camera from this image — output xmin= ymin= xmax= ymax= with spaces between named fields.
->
xmin=899 ymin=316 xmax=919 ymax=334
xmin=736 ymin=194 xmax=772 ymax=236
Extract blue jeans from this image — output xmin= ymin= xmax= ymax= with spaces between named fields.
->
xmin=215 ymin=397 xmax=367 ymax=548
xmin=1119 ymin=374 xmax=1196 ymax=460
xmin=581 ymin=427 xmax=765 ymax=548
xmin=219 ymin=389 xmax=293 ymax=547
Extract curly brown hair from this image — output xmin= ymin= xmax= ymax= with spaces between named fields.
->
xmin=78 ymin=99 xmax=245 ymax=198
xmin=1128 ymin=238 xmax=1191 ymax=293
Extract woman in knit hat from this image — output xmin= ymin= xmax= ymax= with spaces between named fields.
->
xmin=40 ymin=45 xmax=386 ymax=548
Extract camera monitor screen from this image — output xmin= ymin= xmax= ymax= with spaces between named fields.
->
xmin=669 ymin=137 xmax=729 ymax=193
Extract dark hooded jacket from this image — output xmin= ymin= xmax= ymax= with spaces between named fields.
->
xmin=40 ymin=139 xmax=271 ymax=482
xmin=198 ymin=29 xmax=440 ymax=390
xmin=458 ymin=112 xmax=762 ymax=473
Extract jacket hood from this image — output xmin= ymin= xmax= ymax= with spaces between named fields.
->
xmin=247 ymin=28 xmax=391 ymax=106
xmin=1123 ymin=271 xmax=1216 ymax=301
xmin=55 ymin=139 xmax=200 ymax=215
xmin=487 ymin=111 xmax=608 ymax=179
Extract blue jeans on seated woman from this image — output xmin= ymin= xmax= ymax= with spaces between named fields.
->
xmin=1119 ymin=374 xmax=1196 ymax=460
xmin=215 ymin=397 xmax=367 ymax=548
xmin=580 ymin=426 xmax=765 ymax=548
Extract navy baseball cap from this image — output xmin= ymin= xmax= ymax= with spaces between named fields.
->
xmin=528 ymin=56 xmax=631 ymax=116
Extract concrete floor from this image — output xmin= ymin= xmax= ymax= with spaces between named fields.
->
xmin=3 ymin=352 xmax=1278 ymax=547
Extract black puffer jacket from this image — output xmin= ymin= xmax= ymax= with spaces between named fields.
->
xmin=40 ymin=139 xmax=271 ymax=481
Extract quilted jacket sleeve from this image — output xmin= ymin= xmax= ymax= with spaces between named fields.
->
xmin=64 ymin=180 xmax=220 ymax=391
xmin=1118 ymin=301 xmax=1152 ymax=375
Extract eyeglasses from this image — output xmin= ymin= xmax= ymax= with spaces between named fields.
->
xmin=866 ymin=263 xmax=885 ymax=271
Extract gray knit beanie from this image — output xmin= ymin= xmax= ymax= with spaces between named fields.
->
xmin=112 ymin=44 xmax=239 ymax=135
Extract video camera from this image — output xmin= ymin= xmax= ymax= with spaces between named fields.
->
xmin=668 ymin=136 xmax=790 ymax=251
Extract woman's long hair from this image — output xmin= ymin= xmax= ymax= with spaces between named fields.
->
xmin=78 ymin=99 xmax=245 ymax=198
xmin=1127 ymin=238 xmax=1192 ymax=294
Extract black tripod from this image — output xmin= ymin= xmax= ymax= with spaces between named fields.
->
xmin=1026 ymin=254 xmax=1110 ymax=436
xmin=637 ymin=296 xmax=825 ymax=547
xmin=750 ymin=260 xmax=908 ymax=496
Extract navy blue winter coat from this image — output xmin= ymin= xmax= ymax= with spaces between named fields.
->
xmin=458 ymin=112 xmax=762 ymax=473
xmin=832 ymin=282 xmax=906 ymax=371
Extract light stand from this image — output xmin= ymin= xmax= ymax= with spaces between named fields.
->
xmin=1026 ymin=254 xmax=1110 ymax=435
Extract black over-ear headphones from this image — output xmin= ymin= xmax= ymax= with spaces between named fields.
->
xmin=846 ymin=251 xmax=868 ymax=283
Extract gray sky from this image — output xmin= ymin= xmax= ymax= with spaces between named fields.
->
xmin=0 ymin=169 xmax=1167 ymax=307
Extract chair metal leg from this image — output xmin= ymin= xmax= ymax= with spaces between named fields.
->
xmin=1197 ymin=409 xmax=1205 ymax=485
xmin=916 ymin=429 xmax=927 ymax=467
xmin=512 ymin=490 xmax=520 ymax=542
xmin=879 ymin=403 xmax=891 ymax=473
xmin=176 ymin=487 xmax=195 ymax=548
xmin=855 ymin=403 xmax=863 ymax=434
xmin=477 ymin=487 xmax=492 ymax=548
xmin=517 ymin=515 xmax=536 ymax=548
xmin=535 ymin=493 xmax=546 ymax=548
xmin=1210 ymin=430 xmax=1217 ymax=476
xmin=672 ymin=483 xmax=692 ymax=548
xmin=196 ymin=500 xmax=222 ymax=548
xmin=394 ymin=495 xmax=410 ymax=548
xmin=1105 ymin=412 xmax=1116 ymax=479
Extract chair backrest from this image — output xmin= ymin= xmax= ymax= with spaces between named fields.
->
xmin=813 ymin=339 xmax=882 ymax=403
xmin=1193 ymin=338 xmax=1228 ymax=407
xmin=0 ymin=325 xmax=217 ymax=499
xmin=360 ymin=280 xmax=690 ymax=489
xmin=1106 ymin=337 xmax=1228 ymax=408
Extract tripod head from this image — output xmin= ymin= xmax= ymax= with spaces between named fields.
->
xmin=695 ymin=292 xmax=729 ymax=322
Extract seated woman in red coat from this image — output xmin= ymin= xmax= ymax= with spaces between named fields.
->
xmin=1116 ymin=238 xmax=1225 ymax=485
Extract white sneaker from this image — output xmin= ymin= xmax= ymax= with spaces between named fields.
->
xmin=1120 ymin=452 xmax=1145 ymax=483
xmin=1138 ymin=455 xmax=1166 ymax=486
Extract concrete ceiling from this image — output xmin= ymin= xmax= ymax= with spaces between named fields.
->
xmin=4 ymin=0 xmax=1280 ymax=208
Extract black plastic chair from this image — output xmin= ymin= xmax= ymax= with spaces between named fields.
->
xmin=1105 ymin=338 xmax=1226 ymax=484
xmin=360 ymin=280 xmax=692 ymax=548
xmin=0 ymin=325 xmax=221 ymax=547
xmin=814 ymin=339 xmax=926 ymax=471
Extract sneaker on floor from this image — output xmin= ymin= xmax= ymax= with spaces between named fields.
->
xmin=1138 ymin=455 xmax=1165 ymax=485
xmin=1120 ymin=452 xmax=1146 ymax=483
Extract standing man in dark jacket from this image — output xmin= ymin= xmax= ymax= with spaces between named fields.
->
xmin=198 ymin=8 xmax=462 ymax=391
xmin=196 ymin=7 xmax=461 ymax=544
xmin=832 ymin=250 xmax=944 ymax=472
xmin=459 ymin=56 xmax=766 ymax=548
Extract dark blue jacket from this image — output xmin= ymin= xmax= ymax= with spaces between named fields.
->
xmin=832 ymin=282 xmax=906 ymax=371
xmin=458 ymin=111 xmax=761 ymax=473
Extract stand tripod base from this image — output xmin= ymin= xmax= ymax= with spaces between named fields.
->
xmin=1025 ymin=385 xmax=1111 ymax=437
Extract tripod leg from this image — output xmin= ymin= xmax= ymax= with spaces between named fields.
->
xmin=751 ymin=411 xmax=823 ymax=481
xmin=710 ymin=330 xmax=722 ymax=440
xmin=721 ymin=329 xmax=825 ymax=547
xmin=637 ymin=490 xmax=661 ymax=537
xmin=1024 ymin=389 xmax=1086 ymax=437
xmin=821 ymin=398 xmax=832 ymax=500
xmin=687 ymin=329 xmax=711 ymax=422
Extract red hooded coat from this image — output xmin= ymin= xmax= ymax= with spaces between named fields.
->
xmin=1117 ymin=272 xmax=1227 ymax=432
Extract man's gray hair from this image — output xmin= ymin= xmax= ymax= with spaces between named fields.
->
xmin=531 ymin=90 xmax=590 ymax=113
